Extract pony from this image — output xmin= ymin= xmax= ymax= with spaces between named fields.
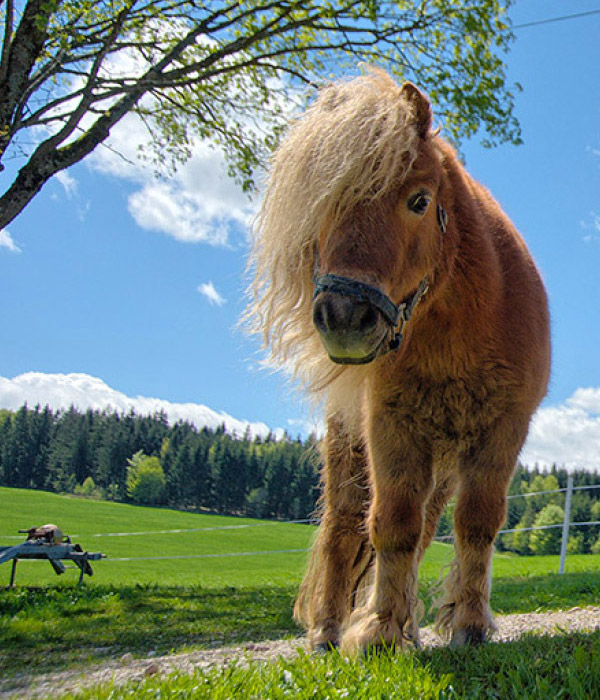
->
xmin=247 ymin=69 xmax=550 ymax=654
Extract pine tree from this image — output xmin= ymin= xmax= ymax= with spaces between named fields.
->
xmin=29 ymin=405 xmax=54 ymax=489
xmin=192 ymin=439 xmax=213 ymax=509
xmin=6 ymin=404 xmax=34 ymax=487
xmin=211 ymin=437 xmax=247 ymax=513
xmin=0 ymin=411 xmax=13 ymax=485
xmin=95 ymin=413 xmax=131 ymax=497
xmin=168 ymin=442 xmax=196 ymax=507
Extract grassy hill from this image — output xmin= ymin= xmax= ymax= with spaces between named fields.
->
xmin=0 ymin=486 xmax=316 ymax=587
xmin=3 ymin=486 xmax=600 ymax=589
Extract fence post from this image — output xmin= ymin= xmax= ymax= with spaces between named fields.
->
xmin=559 ymin=475 xmax=574 ymax=574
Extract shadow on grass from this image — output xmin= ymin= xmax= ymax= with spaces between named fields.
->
xmin=416 ymin=629 xmax=600 ymax=699
xmin=417 ymin=570 xmax=600 ymax=625
xmin=2 ymin=571 xmax=599 ymax=681
xmin=0 ymin=583 xmax=302 ymax=676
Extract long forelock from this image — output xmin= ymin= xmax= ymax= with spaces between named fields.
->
xmin=248 ymin=71 xmax=420 ymax=395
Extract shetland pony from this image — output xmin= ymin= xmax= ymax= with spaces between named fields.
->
xmin=248 ymin=70 xmax=550 ymax=653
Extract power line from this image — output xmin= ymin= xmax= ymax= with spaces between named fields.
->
xmin=513 ymin=8 xmax=600 ymax=30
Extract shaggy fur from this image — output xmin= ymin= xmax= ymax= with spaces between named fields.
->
xmin=247 ymin=69 xmax=550 ymax=654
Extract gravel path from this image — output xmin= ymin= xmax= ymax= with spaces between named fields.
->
xmin=3 ymin=606 xmax=600 ymax=699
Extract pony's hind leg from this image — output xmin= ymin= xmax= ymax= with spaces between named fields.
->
xmin=294 ymin=416 xmax=371 ymax=650
xmin=435 ymin=416 xmax=530 ymax=646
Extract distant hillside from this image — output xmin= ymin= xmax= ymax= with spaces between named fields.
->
xmin=2 ymin=403 xmax=600 ymax=556
xmin=0 ymin=404 xmax=320 ymax=521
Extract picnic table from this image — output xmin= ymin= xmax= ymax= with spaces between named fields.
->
xmin=0 ymin=524 xmax=105 ymax=587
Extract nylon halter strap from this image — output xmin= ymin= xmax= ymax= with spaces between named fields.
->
xmin=313 ymin=203 xmax=447 ymax=358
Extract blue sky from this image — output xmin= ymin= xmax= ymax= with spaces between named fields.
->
xmin=1 ymin=0 xmax=600 ymax=467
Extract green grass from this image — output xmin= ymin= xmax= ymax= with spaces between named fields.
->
xmin=2 ymin=487 xmax=600 ymax=698
xmin=0 ymin=584 xmax=299 ymax=672
xmin=49 ymin=631 xmax=600 ymax=699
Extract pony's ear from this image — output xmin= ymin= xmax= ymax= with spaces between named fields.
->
xmin=400 ymin=82 xmax=432 ymax=138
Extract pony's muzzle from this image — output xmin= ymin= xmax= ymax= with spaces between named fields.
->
xmin=313 ymin=292 xmax=389 ymax=364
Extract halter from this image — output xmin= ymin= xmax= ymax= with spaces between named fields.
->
xmin=313 ymin=203 xmax=447 ymax=361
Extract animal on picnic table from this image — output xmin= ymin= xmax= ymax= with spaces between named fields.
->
xmin=247 ymin=69 xmax=550 ymax=654
xmin=19 ymin=524 xmax=65 ymax=545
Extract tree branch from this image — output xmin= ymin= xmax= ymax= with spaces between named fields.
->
xmin=0 ymin=0 xmax=13 ymax=90
xmin=36 ymin=2 xmax=138 ymax=159
xmin=0 ymin=0 xmax=53 ymax=160
xmin=0 ymin=0 xmax=519 ymax=228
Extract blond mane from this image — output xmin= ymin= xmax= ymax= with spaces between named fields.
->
xmin=247 ymin=69 xmax=420 ymax=396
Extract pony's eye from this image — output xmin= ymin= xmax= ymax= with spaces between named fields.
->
xmin=407 ymin=191 xmax=431 ymax=215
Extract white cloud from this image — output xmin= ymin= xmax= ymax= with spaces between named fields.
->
xmin=581 ymin=212 xmax=600 ymax=243
xmin=197 ymin=281 xmax=226 ymax=306
xmin=0 ymin=372 xmax=273 ymax=438
xmin=521 ymin=388 xmax=600 ymax=470
xmin=89 ymin=112 xmax=254 ymax=246
xmin=568 ymin=387 xmax=600 ymax=413
xmin=0 ymin=229 xmax=22 ymax=253
xmin=286 ymin=417 xmax=325 ymax=438
xmin=55 ymin=169 xmax=78 ymax=197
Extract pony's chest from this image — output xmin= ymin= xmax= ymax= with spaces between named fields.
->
xmin=380 ymin=372 xmax=512 ymax=441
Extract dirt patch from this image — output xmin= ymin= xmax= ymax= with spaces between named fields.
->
xmin=3 ymin=606 xmax=600 ymax=699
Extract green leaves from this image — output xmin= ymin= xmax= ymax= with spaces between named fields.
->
xmin=126 ymin=451 xmax=166 ymax=505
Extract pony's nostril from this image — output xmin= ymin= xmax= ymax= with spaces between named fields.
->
xmin=314 ymin=297 xmax=380 ymax=337
xmin=313 ymin=298 xmax=331 ymax=334
xmin=356 ymin=304 xmax=379 ymax=333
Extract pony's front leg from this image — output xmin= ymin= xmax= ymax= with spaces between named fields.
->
xmin=341 ymin=414 xmax=432 ymax=655
xmin=435 ymin=416 xmax=529 ymax=646
xmin=294 ymin=416 xmax=371 ymax=650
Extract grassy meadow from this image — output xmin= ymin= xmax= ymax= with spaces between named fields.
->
xmin=3 ymin=486 xmax=599 ymax=589
xmin=0 ymin=486 xmax=315 ymax=588
xmin=2 ymin=486 xmax=600 ymax=698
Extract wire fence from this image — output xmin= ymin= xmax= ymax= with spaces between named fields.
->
xmin=434 ymin=476 xmax=600 ymax=574
xmin=3 ymin=478 xmax=598 ymax=573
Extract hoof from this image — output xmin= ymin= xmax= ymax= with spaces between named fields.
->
xmin=450 ymin=626 xmax=487 ymax=648
xmin=308 ymin=623 xmax=340 ymax=652
xmin=341 ymin=608 xmax=418 ymax=656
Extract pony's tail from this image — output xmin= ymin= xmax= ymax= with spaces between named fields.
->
xmin=294 ymin=523 xmax=375 ymax=631
xmin=293 ymin=527 xmax=325 ymax=628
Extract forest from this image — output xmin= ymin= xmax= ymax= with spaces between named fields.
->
xmin=1 ymin=404 xmax=599 ymax=555
xmin=0 ymin=404 xmax=319 ymax=521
